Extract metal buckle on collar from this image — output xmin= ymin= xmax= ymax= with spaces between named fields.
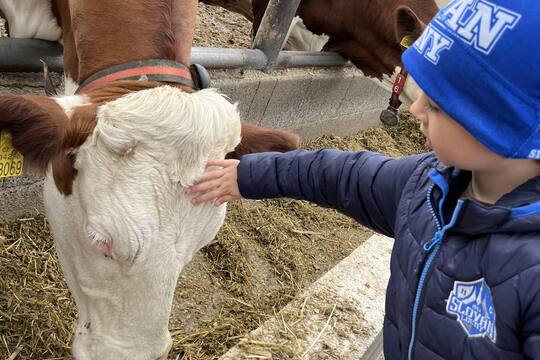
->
xmin=190 ymin=63 xmax=212 ymax=90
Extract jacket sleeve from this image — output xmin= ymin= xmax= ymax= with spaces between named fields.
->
xmin=237 ymin=149 xmax=429 ymax=237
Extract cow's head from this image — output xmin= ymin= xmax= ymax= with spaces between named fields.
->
xmin=0 ymin=82 xmax=241 ymax=359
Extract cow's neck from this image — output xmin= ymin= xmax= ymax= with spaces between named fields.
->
xmin=61 ymin=0 xmax=197 ymax=85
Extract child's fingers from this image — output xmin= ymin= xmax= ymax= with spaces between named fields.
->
xmin=188 ymin=179 xmax=222 ymax=194
xmin=195 ymin=169 xmax=225 ymax=184
xmin=206 ymin=159 xmax=238 ymax=168
xmin=214 ymin=195 xmax=237 ymax=206
xmin=191 ymin=188 xmax=225 ymax=204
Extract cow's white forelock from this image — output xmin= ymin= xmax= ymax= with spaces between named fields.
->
xmin=43 ymin=85 xmax=241 ymax=359
xmin=0 ymin=0 xmax=61 ymax=40
xmin=94 ymin=86 xmax=241 ymax=186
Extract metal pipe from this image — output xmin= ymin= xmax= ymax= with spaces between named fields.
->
xmin=275 ymin=51 xmax=350 ymax=69
xmin=251 ymin=0 xmax=302 ymax=72
xmin=191 ymin=47 xmax=268 ymax=69
xmin=0 ymin=39 xmax=349 ymax=72
xmin=192 ymin=48 xmax=350 ymax=69
xmin=0 ymin=38 xmax=63 ymax=72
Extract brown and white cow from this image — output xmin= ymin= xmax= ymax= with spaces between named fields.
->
xmin=202 ymin=0 xmax=449 ymax=105
xmin=0 ymin=0 xmax=298 ymax=359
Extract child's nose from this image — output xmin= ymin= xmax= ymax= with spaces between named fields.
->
xmin=410 ymin=98 xmax=424 ymax=120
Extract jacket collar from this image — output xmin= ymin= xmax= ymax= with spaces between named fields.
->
xmin=428 ymin=164 xmax=540 ymax=235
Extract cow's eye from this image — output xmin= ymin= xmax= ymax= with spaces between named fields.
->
xmin=86 ymin=227 xmax=112 ymax=257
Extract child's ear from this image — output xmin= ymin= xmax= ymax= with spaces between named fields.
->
xmin=394 ymin=6 xmax=427 ymax=45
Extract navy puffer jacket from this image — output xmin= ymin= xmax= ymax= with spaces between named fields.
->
xmin=237 ymin=150 xmax=540 ymax=360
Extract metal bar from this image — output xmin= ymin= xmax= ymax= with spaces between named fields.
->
xmin=191 ymin=47 xmax=268 ymax=69
xmin=275 ymin=51 xmax=350 ymax=68
xmin=0 ymin=38 xmax=63 ymax=72
xmin=192 ymin=48 xmax=350 ymax=69
xmin=0 ymin=39 xmax=349 ymax=72
xmin=251 ymin=0 xmax=302 ymax=72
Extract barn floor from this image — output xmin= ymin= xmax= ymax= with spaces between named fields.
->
xmin=0 ymin=112 xmax=426 ymax=359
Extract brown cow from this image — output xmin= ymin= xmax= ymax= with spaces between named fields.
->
xmin=250 ymin=0 xmax=440 ymax=78
xmin=200 ymin=0 xmax=447 ymax=115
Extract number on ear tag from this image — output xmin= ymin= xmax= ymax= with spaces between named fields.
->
xmin=0 ymin=131 xmax=24 ymax=178
xmin=400 ymin=36 xmax=413 ymax=49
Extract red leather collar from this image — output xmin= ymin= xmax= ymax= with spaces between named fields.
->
xmin=76 ymin=59 xmax=196 ymax=94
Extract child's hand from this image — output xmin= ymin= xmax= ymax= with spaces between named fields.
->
xmin=187 ymin=159 xmax=242 ymax=206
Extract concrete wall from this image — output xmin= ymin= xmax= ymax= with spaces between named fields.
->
xmin=213 ymin=67 xmax=388 ymax=140
xmin=0 ymin=67 xmax=390 ymax=219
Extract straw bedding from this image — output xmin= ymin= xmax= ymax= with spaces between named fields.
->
xmin=0 ymin=112 xmax=426 ymax=359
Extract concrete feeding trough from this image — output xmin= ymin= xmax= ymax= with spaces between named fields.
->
xmin=221 ymin=234 xmax=391 ymax=359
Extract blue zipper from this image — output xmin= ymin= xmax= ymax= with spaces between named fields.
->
xmin=406 ymin=177 xmax=464 ymax=360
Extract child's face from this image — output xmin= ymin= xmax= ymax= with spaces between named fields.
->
xmin=410 ymin=92 xmax=505 ymax=171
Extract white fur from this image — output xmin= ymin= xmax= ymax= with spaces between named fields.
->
xmin=64 ymin=75 xmax=79 ymax=96
xmin=0 ymin=0 xmax=61 ymax=41
xmin=54 ymin=94 xmax=89 ymax=118
xmin=284 ymin=16 xmax=329 ymax=51
xmin=44 ymin=86 xmax=241 ymax=359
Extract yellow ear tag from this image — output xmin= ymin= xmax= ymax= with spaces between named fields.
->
xmin=400 ymin=35 xmax=413 ymax=50
xmin=0 ymin=130 xmax=24 ymax=178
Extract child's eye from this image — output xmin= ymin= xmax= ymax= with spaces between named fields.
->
xmin=425 ymin=101 xmax=439 ymax=113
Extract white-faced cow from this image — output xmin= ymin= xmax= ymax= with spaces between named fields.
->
xmin=0 ymin=0 xmax=299 ymax=359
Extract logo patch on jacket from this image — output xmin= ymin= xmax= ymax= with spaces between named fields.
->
xmin=446 ymin=278 xmax=496 ymax=342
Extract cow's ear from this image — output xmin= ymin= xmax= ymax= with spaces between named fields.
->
xmin=0 ymin=95 xmax=68 ymax=171
xmin=227 ymin=123 xmax=300 ymax=159
xmin=394 ymin=6 xmax=426 ymax=46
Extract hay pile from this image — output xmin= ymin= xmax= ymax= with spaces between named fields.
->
xmin=0 ymin=112 xmax=426 ymax=359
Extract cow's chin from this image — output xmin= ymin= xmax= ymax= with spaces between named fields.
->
xmin=72 ymin=332 xmax=172 ymax=360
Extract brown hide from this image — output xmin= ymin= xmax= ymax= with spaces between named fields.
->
xmin=0 ymin=96 xmax=68 ymax=172
xmin=0 ymin=94 xmax=92 ymax=195
xmin=227 ymin=123 xmax=300 ymax=159
xmin=52 ymin=0 xmax=197 ymax=84
xmin=252 ymin=0 xmax=439 ymax=78
xmin=394 ymin=5 xmax=429 ymax=44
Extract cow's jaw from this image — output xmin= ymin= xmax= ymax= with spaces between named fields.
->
xmin=43 ymin=86 xmax=241 ymax=359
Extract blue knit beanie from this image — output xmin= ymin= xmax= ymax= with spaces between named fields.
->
xmin=402 ymin=0 xmax=540 ymax=159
